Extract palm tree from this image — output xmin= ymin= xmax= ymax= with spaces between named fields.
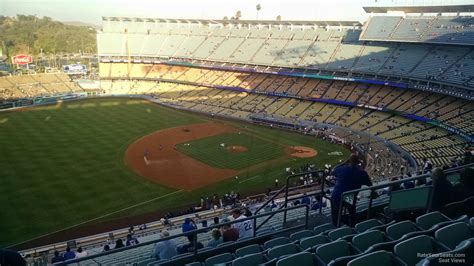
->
xmin=235 ymin=10 xmax=242 ymax=20
xmin=256 ymin=4 xmax=261 ymax=20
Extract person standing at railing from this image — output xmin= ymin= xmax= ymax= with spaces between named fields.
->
xmin=330 ymin=154 xmax=372 ymax=227
xmin=152 ymin=230 xmax=178 ymax=260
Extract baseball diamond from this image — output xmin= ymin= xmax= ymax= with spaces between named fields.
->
xmin=0 ymin=97 xmax=349 ymax=247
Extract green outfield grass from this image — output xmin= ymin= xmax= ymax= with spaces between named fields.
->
xmin=176 ymin=133 xmax=285 ymax=169
xmin=0 ymin=97 xmax=350 ymax=247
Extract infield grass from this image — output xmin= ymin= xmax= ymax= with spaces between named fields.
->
xmin=176 ymin=133 xmax=285 ymax=169
xmin=0 ymin=97 xmax=349 ymax=247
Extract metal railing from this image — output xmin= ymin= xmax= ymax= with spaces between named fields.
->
xmin=253 ymin=169 xmax=333 ymax=233
xmin=57 ymin=204 xmax=310 ymax=265
xmin=336 ymin=163 xmax=474 ymax=227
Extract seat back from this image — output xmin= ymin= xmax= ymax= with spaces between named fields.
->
xmin=264 ymin=237 xmax=290 ymax=250
xmin=205 ymin=252 xmax=233 ymax=266
xmin=276 ymin=252 xmax=315 ymax=266
xmin=316 ymin=240 xmax=351 ymax=264
xmin=347 ymin=250 xmax=396 ymax=266
xmin=299 ymin=235 xmax=327 ymax=250
xmin=386 ymin=221 xmax=418 ymax=240
xmin=232 ymin=253 xmax=265 ymax=266
xmin=418 ymin=238 xmax=474 ymax=266
xmin=290 ymin=230 xmax=314 ymax=242
xmin=267 ymin=243 xmax=299 ymax=260
xmin=328 ymin=227 xmax=354 ymax=241
xmin=314 ymin=223 xmax=335 ymax=235
xmin=416 ymin=211 xmax=448 ymax=230
xmin=435 ymin=222 xmax=471 ymax=250
xmin=355 ymin=219 xmax=381 ymax=233
xmin=394 ymin=235 xmax=434 ymax=265
xmin=185 ymin=262 xmax=202 ymax=266
xmin=352 ymin=230 xmax=385 ymax=252
xmin=235 ymin=244 xmax=261 ymax=258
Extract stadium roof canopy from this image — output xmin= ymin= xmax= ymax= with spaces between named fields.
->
xmin=102 ymin=17 xmax=362 ymax=27
xmin=363 ymin=4 xmax=474 ymax=13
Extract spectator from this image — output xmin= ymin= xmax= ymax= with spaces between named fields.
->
xmin=450 ymin=168 xmax=474 ymax=202
xmin=422 ymin=158 xmax=433 ymax=174
xmin=51 ymin=250 xmax=64 ymax=264
xmin=231 ymin=209 xmax=253 ymax=239
xmin=213 ymin=216 xmax=219 ymax=225
xmin=63 ymin=247 xmax=76 ymax=260
xmin=402 ymin=173 xmax=415 ymax=189
xmin=311 ymin=195 xmax=326 ymax=211
xmin=182 ymin=218 xmax=197 ymax=233
xmin=430 ymin=168 xmax=453 ymax=211
xmin=416 ymin=176 xmax=427 ymax=186
xmin=128 ymin=225 xmax=135 ymax=235
xmin=271 ymin=200 xmax=278 ymax=209
xmin=220 ymin=219 xmax=239 ymax=242
xmin=114 ymin=239 xmax=125 ymax=249
xmin=301 ymin=193 xmax=311 ymax=205
xmin=126 ymin=234 xmax=139 ymax=246
xmin=330 ymin=154 xmax=372 ymax=226
xmin=177 ymin=234 xmax=204 ymax=254
xmin=75 ymin=247 xmax=87 ymax=258
xmin=244 ymin=208 xmax=252 ymax=217
xmin=103 ymin=245 xmax=110 ymax=252
xmin=152 ymin=230 xmax=177 ymax=260
xmin=207 ymin=228 xmax=223 ymax=248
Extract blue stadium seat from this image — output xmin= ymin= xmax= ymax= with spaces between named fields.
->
xmin=416 ymin=212 xmax=451 ymax=230
xmin=315 ymin=240 xmax=360 ymax=266
xmin=264 ymin=237 xmax=290 ymax=250
xmin=234 ymin=244 xmax=261 ymax=258
xmin=232 ymin=253 xmax=265 ymax=266
xmin=417 ymin=238 xmax=474 ymax=266
xmin=394 ymin=235 xmax=448 ymax=265
xmin=299 ymin=235 xmax=328 ymax=250
xmin=347 ymin=250 xmax=407 ymax=266
xmin=276 ymin=252 xmax=316 ymax=266
xmin=205 ymin=253 xmax=233 ymax=266
xmin=385 ymin=220 xmax=420 ymax=241
xmin=289 ymin=230 xmax=313 ymax=242
xmin=314 ymin=223 xmax=335 ymax=235
xmin=434 ymin=222 xmax=474 ymax=250
xmin=351 ymin=230 xmax=393 ymax=253
xmin=327 ymin=227 xmax=357 ymax=241
xmin=267 ymin=243 xmax=299 ymax=260
xmin=355 ymin=219 xmax=383 ymax=233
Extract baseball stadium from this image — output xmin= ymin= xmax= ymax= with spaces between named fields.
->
xmin=0 ymin=1 xmax=473 ymax=265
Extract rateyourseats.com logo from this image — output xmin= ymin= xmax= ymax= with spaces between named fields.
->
xmin=417 ymin=252 xmax=467 ymax=264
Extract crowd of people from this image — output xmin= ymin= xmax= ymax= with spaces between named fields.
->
xmin=151 ymin=208 xmax=254 ymax=261
xmin=47 ymin=150 xmax=472 ymax=264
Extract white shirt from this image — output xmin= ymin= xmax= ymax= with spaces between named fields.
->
xmin=75 ymin=251 xmax=88 ymax=258
xmin=232 ymin=215 xmax=253 ymax=239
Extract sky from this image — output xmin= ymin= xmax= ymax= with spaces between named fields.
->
xmin=1 ymin=0 xmax=472 ymax=25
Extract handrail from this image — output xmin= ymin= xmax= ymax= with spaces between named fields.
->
xmin=283 ymin=170 xmax=326 ymax=223
xmin=57 ymin=204 xmax=310 ymax=265
xmin=336 ymin=163 xmax=474 ymax=227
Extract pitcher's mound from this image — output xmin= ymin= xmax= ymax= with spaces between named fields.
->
xmin=287 ymin=146 xmax=318 ymax=158
xmin=226 ymin=145 xmax=248 ymax=154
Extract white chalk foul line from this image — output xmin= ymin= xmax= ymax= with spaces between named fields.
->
xmin=238 ymin=175 xmax=260 ymax=184
xmin=8 ymin=189 xmax=184 ymax=248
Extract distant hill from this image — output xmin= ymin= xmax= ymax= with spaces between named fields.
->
xmin=0 ymin=15 xmax=97 ymax=59
xmin=63 ymin=21 xmax=101 ymax=30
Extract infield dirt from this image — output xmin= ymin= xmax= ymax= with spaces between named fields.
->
xmin=125 ymin=122 xmax=318 ymax=191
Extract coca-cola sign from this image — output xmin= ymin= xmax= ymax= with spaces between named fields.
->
xmin=12 ymin=55 xmax=33 ymax=65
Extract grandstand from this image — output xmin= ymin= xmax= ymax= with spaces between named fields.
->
xmin=1 ymin=2 xmax=473 ymax=266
